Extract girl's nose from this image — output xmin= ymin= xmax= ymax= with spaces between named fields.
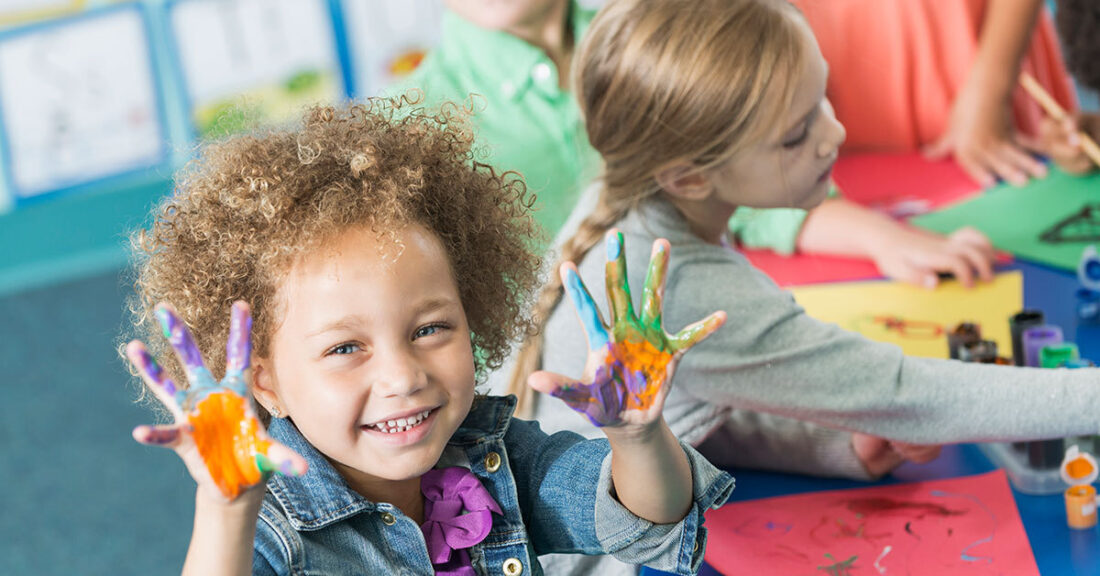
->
xmin=374 ymin=348 xmax=429 ymax=397
xmin=817 ymin=100 xmax=847 ymax=158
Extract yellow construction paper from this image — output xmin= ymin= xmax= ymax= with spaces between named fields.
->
xmin=788 ymin=271 xmax=1023 ymax=359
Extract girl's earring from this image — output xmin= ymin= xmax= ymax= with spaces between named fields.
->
xmin=270 ymin=406 xmax=282 ymax=418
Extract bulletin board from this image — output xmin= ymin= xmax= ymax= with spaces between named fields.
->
xmin=166 ymin=0 xmax=346 ymax=139
xmin=340 ymin=0 xmax=442 ymax=97
xmin=0 ymin=4 xmax=169 ymax=202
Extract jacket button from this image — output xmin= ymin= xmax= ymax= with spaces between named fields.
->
xmin=502 ymin=558 xmax=523 ymax=575
xmin=485 ymin=451 xmax=502 ymax=473
xmin=380 ymin=512 xmax=396 ymax=526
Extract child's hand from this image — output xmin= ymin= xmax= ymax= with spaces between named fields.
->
xmin=851 ymin=433 xmax=942 ymax=478
xmin=128 ymin=301 xmax=307 ymax=501
xmin=867 ymin=224 xmax=995 ymax=289
xmin=529 ymin=230 xmax=726 ymax=429
xmin=1039 ymin=114 xmax=1100 ymax=175
xmin=924 ymin=73 xmax=1047 ymax=187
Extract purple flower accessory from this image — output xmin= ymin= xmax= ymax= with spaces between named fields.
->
xmin=420 ymin=467 xmax=503 ymax=576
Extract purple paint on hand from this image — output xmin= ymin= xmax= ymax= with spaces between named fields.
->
xmin=226 ymin=303 xmax=252 ymax=377
xmin=155 ymin=306 xmax=205 ymax=372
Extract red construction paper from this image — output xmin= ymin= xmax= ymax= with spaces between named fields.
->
xmin=740 ymin=153 xmax=984 ymax=287
xmin=832 ymin=153 xmax=980 ymax=215
xmin=704 ymin=470 xmax=1039 ymax=576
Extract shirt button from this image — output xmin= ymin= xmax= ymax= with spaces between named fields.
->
xmin=532 ymin=62 xmax=552 ymax=83
xmin=502 ymin=558 xmax=523 ymax=575
xmin=500 ymin=80 xmax=516 ymax=98
xmin=380 ymin=512 xmax=396 ymax=526
xmin=485 ymin=451 xmax=502 ymax=473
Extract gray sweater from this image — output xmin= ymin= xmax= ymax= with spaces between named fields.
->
xmin=533 ymin=196 xmax=1100 ymax=468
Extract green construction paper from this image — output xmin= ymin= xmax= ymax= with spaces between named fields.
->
xmin=911 ymin=169 xmax=1100 ymax=271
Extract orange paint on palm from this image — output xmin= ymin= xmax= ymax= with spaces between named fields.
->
xmin=609 ymin=337 xmax=673 ymax=410
xmin=188 ymin=391 xmax=271 ymax=498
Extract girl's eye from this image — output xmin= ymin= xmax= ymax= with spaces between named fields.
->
xmin=326 ymin=343 xmax=361 ymax=356
xmin=783 ymin=127 xmax=809 ymax=148
xmin=413 ymin=323 xmax=449 ymax=340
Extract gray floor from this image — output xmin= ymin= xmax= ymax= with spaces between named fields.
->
xmin=0 ymin=268 xmax=193 ymax=575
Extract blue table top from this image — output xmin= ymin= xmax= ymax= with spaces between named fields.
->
xmin=645 ymin=259 xmax=1100 ymax=576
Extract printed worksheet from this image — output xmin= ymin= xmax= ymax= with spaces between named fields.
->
xmin=169 ymin=0 xmax=343 ymax=138
xmin=341 ymin=0 xmax=442 ymax=96
xmin=0 ymin=7 xmax=166 ymax=198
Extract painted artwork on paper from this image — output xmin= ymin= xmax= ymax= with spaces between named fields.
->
xmin=787 ymin=271 xmax=1022 ymax=359
xmin=704 ymin=471 xmax=1039 ymax=575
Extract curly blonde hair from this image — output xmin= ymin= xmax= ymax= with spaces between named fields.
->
xmin=126 ymin=95 xmax=542 ymax=410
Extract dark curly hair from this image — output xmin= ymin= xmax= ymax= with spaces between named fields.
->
xmin=125 ymin=95 xmax=543 ymax=413
xmin=1057 ymin=0 xmax=1100 ymax=93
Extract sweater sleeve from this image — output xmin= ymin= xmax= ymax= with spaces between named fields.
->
xmin=660 ymin=249 xmax=1100 ymax=445
xmin=726 ymin=185 xmax=842 ymax=255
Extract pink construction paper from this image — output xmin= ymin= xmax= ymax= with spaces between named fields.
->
xmin=740 ymin=153 xmax=984 ymax=287
xmin=704 ymin=470 xmax=1039 ymax=576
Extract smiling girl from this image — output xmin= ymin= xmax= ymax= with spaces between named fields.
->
xmin=124 ymin=99 xmax=732 ymax=575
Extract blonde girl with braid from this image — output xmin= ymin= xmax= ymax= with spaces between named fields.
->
xmin=509 ymin=0 xmax=1100 ymax=560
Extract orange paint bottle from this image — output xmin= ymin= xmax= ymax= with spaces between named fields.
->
xmin=1060 ymin=445 xmax=1099 ymax=529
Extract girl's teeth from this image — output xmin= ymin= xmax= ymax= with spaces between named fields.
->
xmin=373 ymin=410 xmax=431 ymax=433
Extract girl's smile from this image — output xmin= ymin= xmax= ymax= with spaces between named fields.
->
xmin=362 ymin=406 xmax=440 ymax=446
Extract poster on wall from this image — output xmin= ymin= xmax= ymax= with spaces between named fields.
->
xmin=168 ymin=0 xmax=345 ymax=140
xmin=0 ymin=0 xmax=84 ymax=28
xmin=0 ymin=5 xmax=168 ymax=200
xmin=341 ymin=0 xmax=442 ymax=97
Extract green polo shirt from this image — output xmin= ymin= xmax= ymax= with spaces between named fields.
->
xmin=400 ymin=6 xmax=599 ymax=240
xmin=398 ymin=2 xmax=814 ymax=253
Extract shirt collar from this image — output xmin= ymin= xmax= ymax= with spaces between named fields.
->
xmin=264 ymin=395 xmax=518 ymax=531
xmin=438 ymin=1 xmax=595 ymax=102
xmin=632 ymin=196 xmax=706 ymax=245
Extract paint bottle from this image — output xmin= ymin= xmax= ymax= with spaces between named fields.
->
xmin=1022 ymin=325 xmax=1064 ymax=368
xmin=1039 ymin=343 xmax=1080 ymax=369
xmin=947 ymin=322 xmax=981 ymax=360
xmin=1060 ymin=445 xmax=1099 ymax=529
xmin=958 ymin=339 xmax=997 ymax=364
xmin=1009 ymin=310 xmax=1044 ymax=367
xmin=1021 ymin=326 xmax=1067 ymax=469
xmin=1009 ymin=311 xmax=1045 ymax=454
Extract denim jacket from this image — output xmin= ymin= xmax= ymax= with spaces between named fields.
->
xmin=253 ymin=395 xmax=734 ymax=575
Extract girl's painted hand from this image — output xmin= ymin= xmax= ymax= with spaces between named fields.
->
xmin=923 ymin=73 xmax=1047 ymax=188
xmin=128 ymin=301 xmax=307 ymax=501
xmin=867 ymin=224 xmax=995 ymax=289
xmin=529 ymin=230 xmax=726 ymax=428
xmin=1038 ymin=114 xmax=1100 ymax=175
xmin=851 ymin=433 xmax=942 ymax=478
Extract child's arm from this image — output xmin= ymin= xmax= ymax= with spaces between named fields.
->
xmin=127 ymin=302 xmax=306 ymax=575
xmin=1039 ymin=113 xmax=1100 ymax=174
xmin=923 ymin=0 xmax=1048 ymax=187
xmin=183 ymin=487 xmax=265 ymax=576
xmin=529 ymin=230 xmax=725 ymax=524
xmin=797 ymin=196 xmax=996 ymax=288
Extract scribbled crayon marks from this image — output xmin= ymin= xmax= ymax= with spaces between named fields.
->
xmin=817 ymin=553 xmax=857 ymax=576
